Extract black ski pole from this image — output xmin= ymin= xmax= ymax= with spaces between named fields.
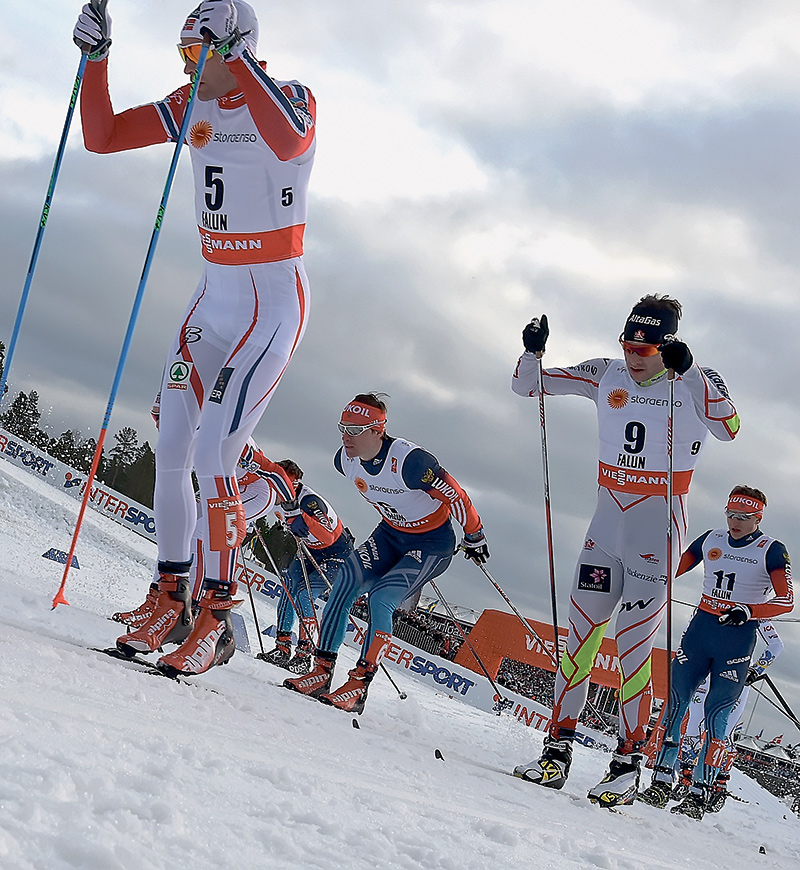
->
xmin=764 ymin=675 xmax=800 ymax=732
xmin=428 ymin=578 xmax=512 ymax=714
xmin=239 ymin=544 xmax=265 ymax=655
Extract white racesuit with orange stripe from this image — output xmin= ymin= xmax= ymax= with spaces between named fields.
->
xmin=78 ymin=0 xmax=316 ymax=673
xmin=647 ymin=527 xmax=792 ymax=805
xmin=510 ymin=315 xmax=739 ymax=798
xmin=285 ymin=435 xmax=485 ymax=711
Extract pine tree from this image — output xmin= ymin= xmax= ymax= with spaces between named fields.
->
xmin=48 ymin=429 xmax=81 ymax=465
xmin=105 ymin=426 xmax=139 ymax=488
xmin=73 ymin=437 xmax=102 ymax=475
xmin=122 ymin=441 xmax=156 ymax=508
xmin=0 ymin=390 xmax=48 ymax=446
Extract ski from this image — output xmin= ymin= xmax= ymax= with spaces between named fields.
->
xmin=434 ymin=747 xmax=516 ymax=778
xmin=434 ymin=748 xmax=634 ymax=814
xmin=91 ymin=647 xmax=222 ymax=693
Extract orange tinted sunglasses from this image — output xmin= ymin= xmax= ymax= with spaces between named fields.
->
xmin=177 ymin=43 xmax=213 ymax=63
xmin=619 ymin=337 xmax=661 ymax=357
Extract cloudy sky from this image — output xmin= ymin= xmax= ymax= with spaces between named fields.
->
xmin=2 ymin=1 xmax=799 ymax=736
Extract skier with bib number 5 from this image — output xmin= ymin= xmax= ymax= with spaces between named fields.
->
xmin=74 ymin=0 xmax=315 ymax=675
xmin=510 ymin=295 xmax=739 ymax=806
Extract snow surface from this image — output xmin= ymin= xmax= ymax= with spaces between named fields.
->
xmin=1 ymin=459 xmax=798 ymax=870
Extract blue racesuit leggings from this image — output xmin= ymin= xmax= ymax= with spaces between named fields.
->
xmin=318 ymin=520 xmax=456 ymax=659
xmin=276 ymin=539 xmax=351 ymax=636
xmin=656 ymin=609 xmax=756 ymax=787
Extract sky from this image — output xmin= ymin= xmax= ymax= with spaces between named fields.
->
xmin=2 ymin=1 xmax=800 ymax=738
xmin=1 ymin=457 xmax=799 ymax=869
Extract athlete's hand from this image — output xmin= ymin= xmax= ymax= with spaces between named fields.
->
xmin=462 ymin=530 xmax=490 ymax=564
xmin=745 ymin=666 xmax=765 ymax=685
xmin=718 ymin=603 xmax=752 ymax=626
xmin=522 ymin=315 xmax=549 ymax=355
xmin=197 ymin=0 xmax=244 ymax=57
xmin=279 ymin=498 xmax=300 ymax=516
xmin=73 ymin=1 xmax=112 ymax=59
xmin=658 ymin=338 xmax=693 ymax=375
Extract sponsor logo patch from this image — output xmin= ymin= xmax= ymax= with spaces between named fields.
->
xmin=578 ymin=564 xmax=611 ymax=593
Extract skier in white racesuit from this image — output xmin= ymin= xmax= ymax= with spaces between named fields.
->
xmin=510 ymin=295 xmax=739 ymax=807
xmin=74 ymin=0 xmax=315 ymax=675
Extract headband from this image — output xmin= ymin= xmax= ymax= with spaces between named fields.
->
xmin=340 ymin=400 xmax=387 ymax=431
xmin=727 ymin=493 xmax=765 ymax=518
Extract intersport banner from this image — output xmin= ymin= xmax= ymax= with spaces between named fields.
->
xmin=0 ymin=427 xmax=158 ymax=543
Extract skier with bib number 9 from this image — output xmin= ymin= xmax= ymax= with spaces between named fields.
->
xmin=510 ymin=295 xmax=739 ymax=806
xmin=74 ymin=0 xmax=316 ymax=675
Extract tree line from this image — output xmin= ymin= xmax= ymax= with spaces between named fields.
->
xmin=0 ymin=342 xmax=154 ymax=507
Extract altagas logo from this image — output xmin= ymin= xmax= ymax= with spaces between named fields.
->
xmin=607 ymin=388 xmax=629 ymax=409
xmin=190 ymin=120 xmax=213 ymax=148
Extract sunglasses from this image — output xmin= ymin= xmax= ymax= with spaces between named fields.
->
xmin=177 ymin=43 xmax=213 ymax=63
xmin=338 ymin=421 xmax=382 ymax=437
xmin=619 ymin=336 xmax=661 ymax=357
xmin=725 ymin=510 xmax=759 ymax=521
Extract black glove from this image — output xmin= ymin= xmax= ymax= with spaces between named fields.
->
xmin=462 ymin=530 xmax=490 ymax=565
xmin=658 ymin=338 xmax=693 ymax=375
xmin=745 ymin=667 xmax=766 ymax=685
xmin=73 ymin=1 xmax=112 ymax=59
xmin=718 ymin=603 xmax=752 ymax=626
xmin=522 ymin=315 xmax=549 ymax=354
xmin=197 ymin=0 xmax=245 ymax=58
xmin=279 ymin=498 xmax=300 ymax=515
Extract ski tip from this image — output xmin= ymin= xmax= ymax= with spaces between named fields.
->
xmin=434 ymin=748 xmax=444 ymax=760
xmin=352 ymin=718 xmax=360 ymax=729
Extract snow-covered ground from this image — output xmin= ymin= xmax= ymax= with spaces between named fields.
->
xmin=1 ymin=459 xmax=798 ymax=870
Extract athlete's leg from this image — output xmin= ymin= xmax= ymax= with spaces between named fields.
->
xmin=654 ymin=612 xmax=716 ymax=774
xmin=361 ymin=522 xmax=456 ymax=660
xmin=615 ymin=492 xmax=687 ymax=745
xmin=696 ymin=621 xmax=756 ymax=789
xmin=316 ymin=527 xmax=396 ymax=655
xmin=193 ymin=260 xmax=309 ymax=589
xmin=550 ymin=540 xmax=622 ymax=740
xmin=154 ymin=272 xmax=227 ymax=568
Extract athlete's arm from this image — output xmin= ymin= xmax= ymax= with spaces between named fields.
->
xmin=249 ymin=445 xmax=295 ymax=502
xmin=511 ymin=356 xmax=609 ymax=401
xmin=333 ymin=448 xmax=345 ymax=476
xmin=226 ymin=54 xmax=315 ymax=161
xmin=750 ymin=541 xmax=793 ymax=620
xmin=676 ymin=531 xmax=710 ymax=577
xmin=401 ymin=448 xmax=482 ymax=535
xmin=679 ymin=365 xmax=740 ymax=442
xmin=80 ymin=58 xmax=181 ymax=152
xmin=750 ymin=620 xmax=784 ymax=678
xmin=290 ymin=493 xmax=338 ymax=547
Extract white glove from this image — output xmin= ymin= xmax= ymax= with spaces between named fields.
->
xmin=73 ymin=1 xmax=112 ymax=60
xmin=197 ymin=0 xmax=244 ymax=58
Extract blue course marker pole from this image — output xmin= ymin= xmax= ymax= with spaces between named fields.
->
xmin=0 ymin=52 xmax=89 ymax=409
xmin=52 ymin=42 xmax=212 ymax=608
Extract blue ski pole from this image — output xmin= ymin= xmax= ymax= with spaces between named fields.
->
xmin=52 ymin=40 xmax=211 ymax=608
xmin=0 ymin=52 xmax=89 ymax=408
